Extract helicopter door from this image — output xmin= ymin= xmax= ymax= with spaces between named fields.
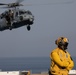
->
xmin=15 ymin=12 xmax=18 ymax=17
xmin=14 ymin=11 xmax=20 ymax=22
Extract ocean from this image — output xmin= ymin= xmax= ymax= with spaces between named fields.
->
xmin=0 ymin=57 xmax=76 ymax=73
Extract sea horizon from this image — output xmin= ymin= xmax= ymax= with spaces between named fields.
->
xmin=0 ymin=56 xmax=75 ymax=73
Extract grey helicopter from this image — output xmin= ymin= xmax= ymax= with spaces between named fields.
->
xmin=0 ymin=0 xmax=34 ymax=31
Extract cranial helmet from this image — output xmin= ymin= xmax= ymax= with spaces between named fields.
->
xmin=55 ymin=37 xmax=69 ymax=50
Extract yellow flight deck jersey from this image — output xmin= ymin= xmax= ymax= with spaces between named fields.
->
xmin=50 ymin=48 xmax=74 ymax=75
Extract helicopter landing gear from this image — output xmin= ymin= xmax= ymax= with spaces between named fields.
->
xmin=7 ymin=21 xmax=12 ymax=30
xmin=27 ymin=25 xmax=31 ymax=31
xmin=9 ymin=26 xmax=12 ymax=30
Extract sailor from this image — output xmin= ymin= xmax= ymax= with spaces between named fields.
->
xmin=5 ymin=9 xmax=13 ymax=30
xmin=49 ymin=37 xmax=74 ymax=75
xmin=8 ymin=9 xmax=14 ymax=20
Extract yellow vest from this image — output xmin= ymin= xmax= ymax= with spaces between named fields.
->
xmin=50 ymin=48 xmax=74 ymax=75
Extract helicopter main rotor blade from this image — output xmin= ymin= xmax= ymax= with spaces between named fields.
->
xmin=0 ymin=3 xmax=8 ymax=5
xmin=0 ymin=0 xmax=74 ymax=8
xmin=23 ymin=0 xmax=74 ymax=6
xmin=0 ymin=0 xmax=24 ymax=7
xmin=16 ymin=0 xmax=24 ymax=3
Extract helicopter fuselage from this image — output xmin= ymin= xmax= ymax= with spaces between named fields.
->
xmin=0 ymin=9 xmax=34 ymax=31
xmin=0 ymin=19 xmax=33 ymax=31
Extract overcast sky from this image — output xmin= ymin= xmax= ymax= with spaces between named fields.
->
xmin=0 ymin=0 xmax=76 ymax=57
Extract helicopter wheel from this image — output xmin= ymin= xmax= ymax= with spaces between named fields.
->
xmin=27 ymin=25 xmax=31 ymax=31
xmin=9 ymin=26 xmax=12 ymax=30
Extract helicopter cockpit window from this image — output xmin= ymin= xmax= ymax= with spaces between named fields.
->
xmin=1 ymin=11 xmax=8 ymax=18
xmin=0 ymin=12 xmax=6 ymax=18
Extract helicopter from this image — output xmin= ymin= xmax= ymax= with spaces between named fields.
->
xmin=0 ymin=0 xmax=34 ymax=31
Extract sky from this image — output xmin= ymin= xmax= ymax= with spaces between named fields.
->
xmin=0 ymin=0 xmax=76 ymax=57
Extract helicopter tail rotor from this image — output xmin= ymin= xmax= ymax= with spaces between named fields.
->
xmin=16 ymin=0 xmax=24 ymax=3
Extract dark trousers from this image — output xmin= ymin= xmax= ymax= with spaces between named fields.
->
xmin=48 ymin=71 xmax=53 ymax=75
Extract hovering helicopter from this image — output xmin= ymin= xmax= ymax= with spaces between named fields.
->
xmin=0 ymin=0 xmax=34 ymax=31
